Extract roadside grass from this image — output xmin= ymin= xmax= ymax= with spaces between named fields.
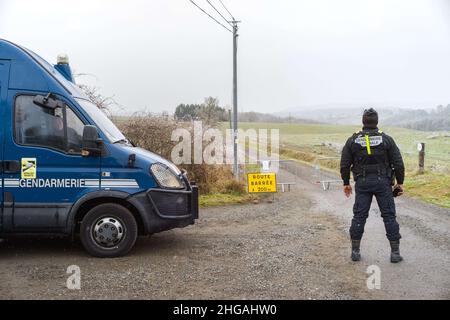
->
xmin=199 ymin=163 xmax=269 ymax=207
xmin=405 ymin=172 xmax=450 ymax=208
xmin=199 ymin=192 xmax=260 ymax=208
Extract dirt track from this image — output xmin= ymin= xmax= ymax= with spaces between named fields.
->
xmin=0 ymin=164 xmax=449 ymax=299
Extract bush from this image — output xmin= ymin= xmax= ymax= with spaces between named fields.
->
xmin=117 ymin=114 xmax=178 ymax=159
xmin=223 ymin=179 xmax=246 ymax=194
xmin=117 ymin=114 xmax=239 ymax=195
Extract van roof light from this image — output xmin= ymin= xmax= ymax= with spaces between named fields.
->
xmin=57 ymin=53 xmax=69 ymax=65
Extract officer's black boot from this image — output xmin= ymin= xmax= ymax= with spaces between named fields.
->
xmin=390 ymin=240 xmax=403 ymax=263
xmin=351 ymin=240 xmax=361 ymax=261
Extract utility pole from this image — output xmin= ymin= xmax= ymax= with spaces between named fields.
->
xmin=187 ymin=0 xmax=239 ymax=178
xmin=232 ymin=20 xmax=239 ymax=179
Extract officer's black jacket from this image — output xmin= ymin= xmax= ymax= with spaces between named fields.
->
xmin=340 ymin=127 xmax=405 ymax=186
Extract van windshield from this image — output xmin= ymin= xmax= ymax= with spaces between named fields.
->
xmin=76 ymin=98 xmax=127 ymax=143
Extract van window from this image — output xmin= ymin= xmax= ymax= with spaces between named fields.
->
xmin=75 ymin=98 xmax=126 ymax=143
xmin=15 ymin=95 xmax=84 ymax=154
xmin=65 ymin=107 xmax=85 ymax=153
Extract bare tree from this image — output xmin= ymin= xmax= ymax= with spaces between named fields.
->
xmin=73 ymin=72 xmax=119 ymax=114
xmin=197 ymin=97 xmax=229 ymax=126
xmin=77 ymin=84 xmax=118 ymax=113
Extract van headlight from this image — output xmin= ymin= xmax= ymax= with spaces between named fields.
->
xmin=150 ymin=163 xmax=184 ymax=189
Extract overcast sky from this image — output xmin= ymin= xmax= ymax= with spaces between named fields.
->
xmin=1 ymin=0 xmax=450 ymax=114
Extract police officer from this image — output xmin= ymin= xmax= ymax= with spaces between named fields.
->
xmin=340 ymin=108 xmax=405 ymax=263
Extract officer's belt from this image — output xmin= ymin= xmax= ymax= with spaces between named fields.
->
xmin=355 ymin=164 xmax=391 ymax=176
xmin=361 ymin=164 xmax=391 ymax=175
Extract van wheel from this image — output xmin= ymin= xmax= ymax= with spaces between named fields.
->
xmin=80 ymin=203 xmax=138 ymax=258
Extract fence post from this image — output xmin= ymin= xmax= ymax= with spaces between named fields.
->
xmin=418 ymin=142 xmax=425 ymax=174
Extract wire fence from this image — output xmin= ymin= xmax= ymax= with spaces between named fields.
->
xmin=402 ymin=148 xmax=450 ymax=174
xmin=292 ymin=142 xmax=450 ymax=176
xmin=240 ymin=139 xmax=450 ymax=195
xmin=312 ymin=157 xmax=342 ymax=190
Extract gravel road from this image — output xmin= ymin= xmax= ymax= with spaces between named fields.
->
xmin=0 ymin=163 xmax=448 ymax=299
xmin=282 ymin=161 xmax=450 ymax=299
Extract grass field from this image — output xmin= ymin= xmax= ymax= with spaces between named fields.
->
xmin=114 ymin=116 xmax=450 ymax=208
xmin=237 ymin=122 xmax=450 ymax=208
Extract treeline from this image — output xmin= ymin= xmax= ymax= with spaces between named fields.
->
xmin=384 ymin=104 xmax=450 ymax=131
xmin=238 ymin=111 xmax=319 ymax=124
xmin=175 ymin=97 xmax=316 ymax=124
xmin=174 ymin=97 xmax=228 ymax=125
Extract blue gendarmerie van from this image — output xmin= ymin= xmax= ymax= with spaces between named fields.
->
xmin=0 ymin=39 xmax=198 ymax=257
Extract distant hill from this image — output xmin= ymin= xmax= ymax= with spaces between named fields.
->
xmin=277 ymin=105 xmax=395 ymax=125
xmin=238 ymin=111 xmax=320 ymax=124
xmin=276 ymin=104 xmax=450 ymax=131
xmin=384 ymin=105 xmax=450 ymax=131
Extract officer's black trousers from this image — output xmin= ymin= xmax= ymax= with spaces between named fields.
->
xmin=350 ymin=175 xmax=401 ymax=241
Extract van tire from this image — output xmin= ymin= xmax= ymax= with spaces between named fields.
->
xmin=80 ymin=203 xmax=138 ymax=258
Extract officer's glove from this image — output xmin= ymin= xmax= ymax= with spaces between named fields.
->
xmin=343 ymin=185 xmax=353 ymax=198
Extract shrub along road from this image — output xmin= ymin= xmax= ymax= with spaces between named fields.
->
xmin=0 ymin=164 xmax=448 ymax=299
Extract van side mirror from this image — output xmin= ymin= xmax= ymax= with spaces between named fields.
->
xmin=33 ymin=93 xmax=64 ymax=109
xmin=82 ymin=125 xmax=102 ymax=157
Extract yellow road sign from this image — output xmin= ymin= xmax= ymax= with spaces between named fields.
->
xmin=247 ymin=172 xmax=277 ymax=193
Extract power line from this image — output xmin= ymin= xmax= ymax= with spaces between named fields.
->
xmin=187 ymin=0 xmax=239 ymax=179
xmin=188 ymin=0 xmax=232 ymax=33
xmin=205 ymin=0 xmax=232 ymax=26
xmin=217 ymin=0 xmax=235 ymax=21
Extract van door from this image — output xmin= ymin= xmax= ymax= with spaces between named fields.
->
xmin=0 ymin=60 xmax=10 ymax=232
xmin=2 ymin=93 xmax=101 ymax=232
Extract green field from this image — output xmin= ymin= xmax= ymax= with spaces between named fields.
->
xmin=237 ymin=122 xmax=450 ymax=208
xmin=114 ymin=116 xmax=450 ymax=208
